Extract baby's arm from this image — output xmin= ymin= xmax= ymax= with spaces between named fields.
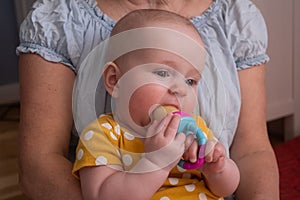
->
xmin=79 ymin=164 xmax=170 ymax=200
xmin=79 ymin=114 xmax=185 ymax=200
xmin=200 ymin=142 xmax=240 ymax=197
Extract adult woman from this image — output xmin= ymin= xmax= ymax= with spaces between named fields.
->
xmin=17 ymin=0 xmax=279 ymax=199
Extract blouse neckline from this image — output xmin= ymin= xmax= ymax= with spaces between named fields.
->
xmin=84 ymin=0 xmax=221 ymax=28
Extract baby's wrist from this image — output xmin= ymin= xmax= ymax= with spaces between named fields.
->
xmin=201 ymin=156 xmax=228 ymax=176
xmin=130 ymin=155 xmax=171 ymax=174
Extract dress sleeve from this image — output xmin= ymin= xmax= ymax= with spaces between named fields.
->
xmin=72 ymin=118 xmax=123 ymax=178
xmin=195 ymin=115 xmax=215 ymax=140
xmin=225 ymin=0 xmax=270 ymax=70
xmin=16 ymin=0 xmax=85 ymax=72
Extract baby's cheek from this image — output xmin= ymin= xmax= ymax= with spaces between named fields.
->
xmin=128 ymin=85 xmax=162 ymax=126
xmin=128 ymin=92 xmax=149 ymax=126
xmin=182 ymin=90 xmax=198 ymax=113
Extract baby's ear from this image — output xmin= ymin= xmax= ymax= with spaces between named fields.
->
xmin=103 ymin=61 xmax=120 ymax=97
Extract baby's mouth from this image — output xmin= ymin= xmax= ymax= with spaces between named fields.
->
xmin=149 ymin=105 xmax=179 ymax=122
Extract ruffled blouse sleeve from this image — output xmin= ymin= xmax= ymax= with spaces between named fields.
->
xmin=224 ymin=0 xmax=270 ymax=70
xmin=16 ymin=0 xmax=86 ymax=72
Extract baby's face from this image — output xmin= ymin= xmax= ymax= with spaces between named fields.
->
xmin=115 ymin=48 xmax=201 ymax=126
xmin=110 ymin=24 xmax=205 ymax=129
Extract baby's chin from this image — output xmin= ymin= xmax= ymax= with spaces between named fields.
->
xmin=128 ymin=111 xmax=151 ymax=128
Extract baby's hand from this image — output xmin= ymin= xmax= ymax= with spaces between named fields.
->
xmin=182 ymin=135 xmax=199 ymax=163
xmin=143 ymin=113 xmax=186 ymax=170
xmin=200 ymin=141 xmax=226 ymax=175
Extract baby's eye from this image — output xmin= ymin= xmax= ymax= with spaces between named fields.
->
xmin=185 ymin=79 xmax=198 ymax=86
xmin=153 ymin=70 xmax=170 ymax=78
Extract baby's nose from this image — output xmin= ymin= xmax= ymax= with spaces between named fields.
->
xmin=168 ymin=79 xmax=188 ymax=97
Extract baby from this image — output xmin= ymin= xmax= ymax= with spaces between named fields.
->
xmin=72 ymin=9 xmax=240 ymax=200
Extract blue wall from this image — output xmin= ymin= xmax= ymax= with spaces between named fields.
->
xmin=0 ymin=0 xmax=19 ymax=86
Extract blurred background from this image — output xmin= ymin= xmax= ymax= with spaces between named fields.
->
xmin=0 ymin=0 xmax=299 ymax=199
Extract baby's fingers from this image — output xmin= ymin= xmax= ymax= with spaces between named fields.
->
xmin=205 ymin=142 xmax=225 ymax=163
xmin=146 ymin=113 xmax=173 ymax=138
xmin=182 ymin=139 xmax=198 ymax=163
xmin=164 ymin=114 xmax=181 ymax=138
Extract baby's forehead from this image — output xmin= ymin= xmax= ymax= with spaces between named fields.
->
xmin=140 ymin=22 xmax=203 ymax=46
xmin=106 ymin=27 xmax=206 ymax=73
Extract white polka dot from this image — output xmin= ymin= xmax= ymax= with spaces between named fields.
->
xmin=102 ymin=122 xmax=112 ymax=130
xmin=177 ymin=165 xmax=186 ymax=172
xmin=185 ymin=184 xmax=195 ymax=192
xmin=77 ymin=149 xmax=83 ymax=160
xmin=95 ymin=156 xmax=108 ymax=165
xmin=168 ymin=178 xmax=179 ymax=185
xmin=84 ymin=130 xmax=94 ymax=141
xmin=115 ymin=125 xmax=121 ymax=135
xmin=110 ymin=131 xmax=117 ymax=140
xmin=124 ymin=132 xmax=135 ymax=140
xmin=198 ymin=193 xmax=207 ymax=200
xmin=122 ymin=154 xmax=133 ymax=166
xmin=160 ymin=197 xmax=170 ymax=200
xmin=182 ymin=173 xmax=191 ymax=179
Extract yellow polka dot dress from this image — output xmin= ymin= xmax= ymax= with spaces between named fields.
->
xmin=72 ymin=114 xmax=223 ymax=200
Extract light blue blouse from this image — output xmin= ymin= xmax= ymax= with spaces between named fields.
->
xmin=16 ymin=0 xmax=269 ymax=158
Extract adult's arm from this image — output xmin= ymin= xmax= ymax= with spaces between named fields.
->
xmin=18 ymin=53 xmax=83 ymax=200
xmin=230 ymin=65 xmax=279 ymax=199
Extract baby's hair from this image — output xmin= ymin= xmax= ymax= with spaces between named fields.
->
xmin=108 ymin=9 xmax=203 ymax=70
xmin=111 ymin=9 xmax=198 ymax=36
